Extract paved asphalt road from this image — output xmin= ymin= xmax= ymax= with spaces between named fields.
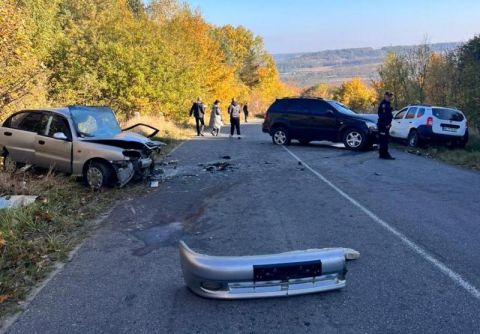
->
xmin=6 ymin=122 xmax=480 ymax=333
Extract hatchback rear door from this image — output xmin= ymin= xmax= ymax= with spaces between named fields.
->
xmin=0 ymin=111 xmax=48 ymax=164
xmin=431 ymin=108 xmax=466 ymax=137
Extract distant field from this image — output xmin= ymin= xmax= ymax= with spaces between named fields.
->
xmin=275 ymin=42 xmax=460 ymax=87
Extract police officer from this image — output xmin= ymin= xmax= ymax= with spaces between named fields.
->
xmin=377 ymin=91 xmax=395 ymax=160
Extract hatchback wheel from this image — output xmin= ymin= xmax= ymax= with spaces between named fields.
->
xmin=84 ymin=162 xmax=113 ymax=190
xmin=343 ymin=129 xmax=366 ymax=150
xmin=272 ymin=127 xmax=290 ymax=146
xmin=408 ymin=130 xmax=420 ymax=147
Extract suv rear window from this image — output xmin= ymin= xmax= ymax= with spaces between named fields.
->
xmin=432 ymin=108 xmax=464 ymax=122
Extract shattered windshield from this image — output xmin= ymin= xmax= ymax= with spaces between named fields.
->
xmin=70 ymin=107 xmax=122 ymax=138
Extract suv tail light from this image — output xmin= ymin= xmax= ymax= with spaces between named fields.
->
xmin=426 ymin=117 xmax=433 ymax=127
xmin=264 ymin=111 xmax=269 ymax=123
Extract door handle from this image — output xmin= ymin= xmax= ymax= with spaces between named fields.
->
xmin=38 ymin=140 xmax=45 ymax=145
xmin=4 ymin=131 xmax=12 ymax=136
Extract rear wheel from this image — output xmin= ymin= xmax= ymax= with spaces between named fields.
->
xmin=271 ymin=127 xmax=291 ymax=146
xmin=343 ymin=129 xmax=367 ymax=151
xmin=84 ymin=161 xmax=114 ymax=190
xmin=408 ymin=130 xmax=420 ymax=148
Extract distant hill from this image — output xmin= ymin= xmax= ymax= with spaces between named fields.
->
xmin=274 ymin=42 xmax=462 ymax=87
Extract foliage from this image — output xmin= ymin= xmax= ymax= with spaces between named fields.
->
xmin=332 ymin=78 xmax=377 ymax=112
xmin=377 ymin=37 xmax=480 ymax=132
xmin=0 ymin=0 xmax=291 ymax=122
xmin=302 ymin=83 xmax=332 ymax=99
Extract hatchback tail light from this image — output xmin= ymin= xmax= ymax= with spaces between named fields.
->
xmin=426 ymin=117 xmax=433 ymax=127
xmin=264 ymin=111 xmax=269 ymax=123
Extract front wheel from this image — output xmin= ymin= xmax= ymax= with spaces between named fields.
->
xmin=84 ymin=161 xmax=114 ymax=190
xmin=343 ymin=129 xmax=367 ymax=150
xmin=271 ymin=127 xmax=291 ymax=146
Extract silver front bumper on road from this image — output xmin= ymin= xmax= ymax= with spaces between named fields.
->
xmin=179 ymin=241 xmax=357 ymax=299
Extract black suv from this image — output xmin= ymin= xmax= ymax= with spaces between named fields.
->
xmin=262 ymin=97 xmax=378 ymax=150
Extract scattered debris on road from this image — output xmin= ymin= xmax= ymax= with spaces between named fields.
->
xmin=179 ymin=241 xmax=360 ymax=299
xmin=221 ymin=155 xmax=231 ymax=160
xmin=200 ymin=161 xmax=235 ymax=173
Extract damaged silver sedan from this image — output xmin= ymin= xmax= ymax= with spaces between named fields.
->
xmin=0 ymin=106 xmax=164 ymax=189
xmin=179 ymin=241 xmax=359 ymax=299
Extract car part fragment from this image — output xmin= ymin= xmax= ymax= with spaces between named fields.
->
xmin=179 ymin=241 xmax=359 ymax=299
xmin=122 ymin=123 xmax=159 ymax=139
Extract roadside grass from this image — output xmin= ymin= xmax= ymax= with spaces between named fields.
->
xmin=0 ymin=118 xmax=188 ymax=320
xmin=396 ymin=133 xmax=480 ymax=170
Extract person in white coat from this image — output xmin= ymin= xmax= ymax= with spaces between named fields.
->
xmin=209 ymin=100 xmax=223 ymax=136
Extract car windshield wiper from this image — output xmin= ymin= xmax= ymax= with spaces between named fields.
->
xmin=77 ymin=131 xmax=94 ymax=138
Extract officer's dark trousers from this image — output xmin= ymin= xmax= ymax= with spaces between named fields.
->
xmin=195 ymin=117 xmax=205 ymax=136
xmin=230 ymin=117 xmax=241 ymax=135
xmin=378 ymin=126 xmax=390 ymax=157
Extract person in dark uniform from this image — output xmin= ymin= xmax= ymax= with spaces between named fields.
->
xmin=243 ymin=103 xmax=249 ymax=123
xmin=189 ymin=97 xmax=206 ymax=136
xmin=377 ymin=91 xmax=395 ymax=160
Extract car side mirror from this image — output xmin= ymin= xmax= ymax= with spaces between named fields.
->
xmin=327 ymin=110 xmax=335 ymax=116
xmin=53 ymin=132 xmax=68 ymax=140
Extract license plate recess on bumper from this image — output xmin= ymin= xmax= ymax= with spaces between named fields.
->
xmin=254 ymin=260 xmax=322 ymax=282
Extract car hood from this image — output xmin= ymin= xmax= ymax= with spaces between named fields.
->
xmin=82 ymin=131 xmax=165 ymax=150
xmin=352 ymin=114 xmax=378 ymax=123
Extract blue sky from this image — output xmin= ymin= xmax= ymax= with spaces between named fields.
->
xmin=183 ymin=0 xmax=480 ymax=54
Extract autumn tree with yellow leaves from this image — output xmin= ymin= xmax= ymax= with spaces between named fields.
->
xmin=0 ymin=0 xmax=292 ymax=122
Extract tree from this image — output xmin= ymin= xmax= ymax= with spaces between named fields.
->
xmin=333 ymin=78 xmax=377 ymax=112
xmin=303 ymin=83 xmax=332 ymax=99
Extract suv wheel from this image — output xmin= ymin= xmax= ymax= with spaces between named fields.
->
xmin=272 ymin=127 xmax=290 ymax=146
xmin=408 ymin=130 xmax=420 ymax=147
xmin=84 ymin=161 xmax=114 ymax=190
xmin=343 ymin=129 xmax=366 ymax=150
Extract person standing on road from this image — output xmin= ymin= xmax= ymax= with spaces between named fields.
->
xmin=209 ymin=100 xmax=222 ymax=137
xmin=243 ymin=103 xmax=249 ymax=123
xmin=377 ymin=91 xmax=395 ymax=160
xmin=228 ymin=98 xmax=241 ymax=139
xmin=189 ymin=97 xmax=206 ymax=136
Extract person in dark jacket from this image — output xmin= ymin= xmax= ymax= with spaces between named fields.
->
xmin=228 ymin=98 xmax=241 ymax=138
xmin=377 ymin=92 xmax=395 ymax=160
xmin=189 ymin=97 xmax=206 ymax=136
xmin=243 ymin=103 xmax=249 ymax=123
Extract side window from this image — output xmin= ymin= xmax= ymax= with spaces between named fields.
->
xmin=12 ymin=112 xmax=49 ymax=134
xmin=47 ymin=115 xmax=72 ymax=140
xmin=417 ymin=108 xmax=425 ymax=118
xmin=297 ymin=100 xmax=328 ymax=115
xmin=394 ymin=108 xmax=408 ymax=120
xmin=405 ymin=107 xmax=418 ymax=119
xmin=4 ymin=112 xmax=30 ymax=128
xmin=270 ymin=100 xmax=291 ymax=113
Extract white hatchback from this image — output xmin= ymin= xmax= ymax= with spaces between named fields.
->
xmin=389 ymin=105 xmax=469 ymax=148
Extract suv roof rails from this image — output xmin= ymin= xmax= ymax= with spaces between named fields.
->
xmin=279 ymin=96 xmax=325 ymax=100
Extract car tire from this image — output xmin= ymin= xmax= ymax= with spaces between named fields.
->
xmin=343 ymin=128 xmax=367 ymax=151
xmin=271 ymin=127 xmax=291 ymax=146
xmin=84 ymin=161 xmax=114 ymax=190
xmin=408 ymin=130 xmax=420 ymax=148
xmin=298 ymin=139 xmax=311 ymax=146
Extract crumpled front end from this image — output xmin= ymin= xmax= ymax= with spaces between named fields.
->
xmin=179 ymin=241 xmax=358 ymax=299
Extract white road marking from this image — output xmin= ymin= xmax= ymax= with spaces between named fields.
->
xmin=167 ymin=141 xmax=186 ymax=155
xmin=283 ymin=146 xmax=480 ymax=301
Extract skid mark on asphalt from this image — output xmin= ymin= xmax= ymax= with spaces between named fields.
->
xmin=283 ymin=146 xmax=480 ymax=301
